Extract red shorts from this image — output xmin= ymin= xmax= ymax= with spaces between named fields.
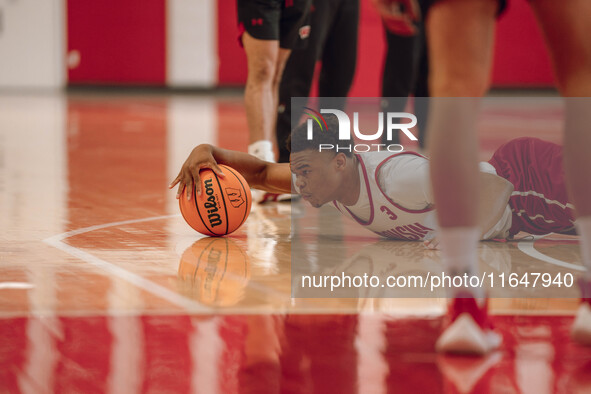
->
xmin=488 ymin=137 xmax=576 ymax=236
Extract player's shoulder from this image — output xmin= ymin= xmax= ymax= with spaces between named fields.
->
xmin=358 ymin=151 xmax=430 ymax=191
xmin=357 ymin=150 xmax=426 ymax=168
xmin=367 ymin=150 xmax=429 ymax=173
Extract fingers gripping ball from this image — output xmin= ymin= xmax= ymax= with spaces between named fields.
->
xmin=179 ymin=165 xmax=252 ymax=236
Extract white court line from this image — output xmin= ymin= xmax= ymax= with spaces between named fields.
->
xmin=43 ymin=214 xmax=293 ymax=313
xmin=0 ymin=282 xmax=35 ymax=290
xmin=45 ymin=215 xmax=181 ymax=241
xmin=517 ymin=236 xmax=586 ymax=272
xmin=43 ymin=214 xmax=211 ymax=313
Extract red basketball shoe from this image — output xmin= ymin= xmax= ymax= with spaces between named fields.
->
xmin=436 ymin=295 xmax=502 ymax=355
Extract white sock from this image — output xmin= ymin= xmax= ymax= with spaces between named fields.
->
xmin=438 ymin=227 xmax=483 ymax=298
xmin=248 ymin=140 xmax=275 ymax=163
xmin=576 ymin=216 xmax=591 ymax=281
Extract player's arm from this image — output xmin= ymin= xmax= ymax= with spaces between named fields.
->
xmin=169 ymin=144 xmax=292 ymax=199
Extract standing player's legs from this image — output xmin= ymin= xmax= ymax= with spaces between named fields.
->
xmin=382 ymin=32 xmax=420 ymax=99
xmin=425 ymin=0 xmax=498 ymax=354
xmin=380 ymin=30 xmax=422 ymax=145
xmin=530 ymin=0 xmax=591 ymax=344
xmin=272 ymin=47 xmax=292 ymax=152
xmin=276 ymin=0 xmax=359 ymax=164
xmin=238 ymin=0 xmax=310 ymax=163
xmin=427 ymin=0 xmax=496 ymax=275
xmin=276 ymin=1 xmax=332 ymax=164
xmin=413 ymin=37 xmax=430 ymax=149
xmin=276 ymin=44 xmax=315 ymax=163
xmin=240 ymin=0 xmax=310 ymax=203
xmin=380 ymin=23 xmax=429 ymax=148
xmin=243 ymin=33 xmax=290 ymax=162
xmin=317 ymin=0 xmax=359 ymax=109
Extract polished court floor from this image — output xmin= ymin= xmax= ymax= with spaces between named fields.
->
xmin=1 ymin=91 xmax=590 ymax=393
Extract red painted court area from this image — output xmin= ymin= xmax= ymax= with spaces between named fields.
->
xmin=2 ymin=315 xmax=590 ymax=393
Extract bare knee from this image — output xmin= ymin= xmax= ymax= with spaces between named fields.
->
xmin=248 ymin=58 xmax=276 ymax=87
xmin=430 ymin=69 xmax=490 ymax=97
xmin=242 ymin=34 xmax=280 ymax=87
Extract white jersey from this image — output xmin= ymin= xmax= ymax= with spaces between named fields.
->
xmin=333 ymin=151 xmax=438 ymax=241
xmin=479 ymin=162 xmax=512 ymax=239
xmin=331 ymin=152 xmax=512 ymax=241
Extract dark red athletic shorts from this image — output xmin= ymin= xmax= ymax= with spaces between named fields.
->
xmin=237 ymin=0 xmax=312 ymax=49
xmin=488 ymin=137 xmax=576 ymax=236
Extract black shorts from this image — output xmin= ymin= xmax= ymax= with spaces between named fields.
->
xmin=237 ymin=0 xmax=312 ymax=49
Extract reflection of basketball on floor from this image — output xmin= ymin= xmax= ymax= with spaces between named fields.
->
xmin=179 ymin=164 xmax=252 ymax=236
xmin=178 ymin=237 xmax=250 ymax=307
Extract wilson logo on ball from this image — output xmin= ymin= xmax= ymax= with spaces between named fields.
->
xmin=179 ymin=165 xmax=252 ymax=237
xmin=203 ymin=178 xmax=222 ymax=228
xmin=226 ymin=187 xmax=245 ymax=208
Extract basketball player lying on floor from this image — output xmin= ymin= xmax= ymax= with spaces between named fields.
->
xmin=170 ymin=115 xmax=575 ymax=246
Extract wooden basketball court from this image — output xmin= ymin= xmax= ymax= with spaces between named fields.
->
xmin=1 ymin=91 xmax=589 ymax=393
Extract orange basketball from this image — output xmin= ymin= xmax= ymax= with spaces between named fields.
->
xmin=179 ymin=164 xmax=252 ymax=236
xmin=177 ymin=237 xmax=250 ymax=307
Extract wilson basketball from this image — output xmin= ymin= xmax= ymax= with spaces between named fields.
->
xmin=179 ymin=164 xmax=252 ymax=236
xmin=177 ymin=237 xmax=250 ymax=307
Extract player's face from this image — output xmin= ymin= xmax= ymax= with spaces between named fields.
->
xmin=290 ymin=150 xmax=342 ymax=208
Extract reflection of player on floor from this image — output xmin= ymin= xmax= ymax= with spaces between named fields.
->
xmin=170 ymin=115 xmax=577 ymax=244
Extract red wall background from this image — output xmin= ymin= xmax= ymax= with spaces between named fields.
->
xmin=491 ymin=1 xmax=554 ymax=86
xmin=217 ymin=0 xmax=248 ymax=85
xmin=217 ymin=0 xmax=555 ymax=95
xmin=67 ymin=0 xmax=167 ymax=85
xmin=65 ymin=0 xmax=555 ymax=90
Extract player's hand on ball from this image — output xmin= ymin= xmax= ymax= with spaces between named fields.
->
xmin=169 ymin=144 xmax=226 ymax=200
